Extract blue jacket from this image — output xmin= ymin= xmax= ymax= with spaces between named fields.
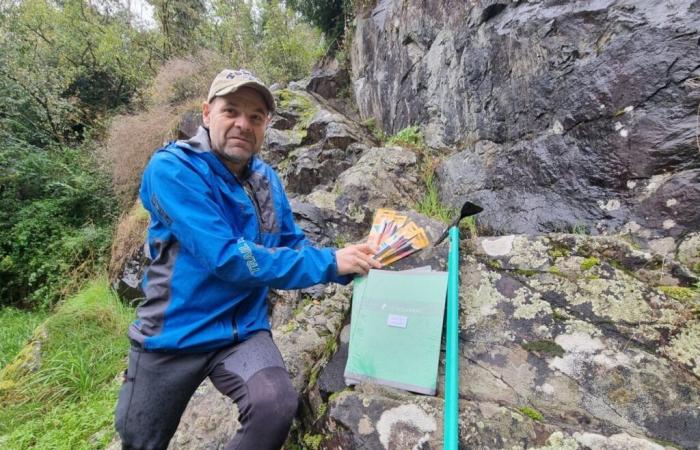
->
xmin=129 ymin=126 xmax=350 ymax=352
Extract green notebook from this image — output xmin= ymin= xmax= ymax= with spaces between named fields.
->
xmin=345 ymin=269 xmax=448 ymax=395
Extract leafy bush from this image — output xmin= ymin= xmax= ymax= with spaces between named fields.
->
xmin=196 ymin=0 xmax=326 ymax=85
xmin=0 ymin=0 xmax=161 ymax=142
xmin=258 ymin=0 xmax=326 ymax=83
xmin=0 ymin=142 xmax=117 ymax=308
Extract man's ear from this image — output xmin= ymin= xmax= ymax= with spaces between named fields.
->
xmin=202 ymin=101 xmax=211 ymax=127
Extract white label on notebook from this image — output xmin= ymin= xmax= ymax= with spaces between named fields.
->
xmin=387 ymin=314 xmax=408 ymax=328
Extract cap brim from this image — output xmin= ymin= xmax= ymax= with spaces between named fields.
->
xmin=211 ymin=82 xmax=275 ymax=114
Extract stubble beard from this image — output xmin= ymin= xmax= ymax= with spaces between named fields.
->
xmin=214 ymin=147 xmax=250 ymax=166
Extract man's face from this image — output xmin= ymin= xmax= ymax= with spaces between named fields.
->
xmin=202 ymin=87 xmax=270 ymax=173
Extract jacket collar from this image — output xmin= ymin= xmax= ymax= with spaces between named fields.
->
xmin=177 ymin=126 xmax=255 ymax=182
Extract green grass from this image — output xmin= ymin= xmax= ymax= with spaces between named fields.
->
xmin=384 ymin=124 xmax=479 ymax=236
xmin=0 ymin=308 xmax=48 ymax=368
xmin=386 ymin=125 xmax=424 ymax=148
xmin=0 ymin=277 xmax=134 ymax=449
xmin=415 ymin=172 xmax=455 ymax=225
xmin=362 ymin=118 xmax=387 ymax=144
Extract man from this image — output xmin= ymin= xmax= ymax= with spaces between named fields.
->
xmin=115 ymin=69 xmax=380 ymax=450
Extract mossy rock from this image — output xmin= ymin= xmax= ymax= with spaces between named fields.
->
xmin=518 ymin=406 xmax=544 ymax=421
xmin=657 ymin=286 xmax=698 ymax=302
xmin=514 ymin=268 xmax=539 ymax=277
xmin=580 ymin=257 xmax=600 ymax=271
xmin=275 ymin=89 xmax=318 ymax=130
xmin=486 ymin=258 xmax=503 ymax=270
xmin=547 ymin=243 xmax=571 ymax=259
xmin=521 ymin=340 xmax=565 ymax=357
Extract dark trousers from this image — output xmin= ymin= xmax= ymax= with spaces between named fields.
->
xmin=114 ymin=331 xmax=298 ymax=450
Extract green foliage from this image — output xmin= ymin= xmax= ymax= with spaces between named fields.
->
xmin=197 ymin=0 xmax=325 ymax=85
xmin=460 ymin=216 xmax=478 ymax=238
xmin=580 ymin=257 xmax=600 ymax=271
xmin=334 ymin=234 xmax=348 ymax=248
xmin=387 ymin=126 xmax=424 ymax=148
xmin=0 ymin=279 xmax=134 ymax=447
xmin=0 ymin=0 xmax=160 ymax=141
xmin=0 ymin=0 xmax=153 ymax=308
xmin=203 ymin=0 xmax=257 ymax=66
xmin=0 ymin=308 xmax=48 ymax=368
xmin=570 ymin=223 xmax=590 ymax=235
xmin=258 ymin=0 xmax=326 ymax=83
xmin=362 ymin=118 xmax=386 ymax=143
xmin=287 ymin=0 xmax=346 ymax=40
xmin=150 ymin=0 xmax=206 ymax=56
xmin=302 ymin=433 xmax=324 ymax=450
xmin=277 ymin=89 xmax=318 ymax=128
xmin=0 ymin=143 xmax=117 ymax=308
xmin=0 ymin=389 xmax=121 ymax=449
xmin=316 ymin=402 xmax=328 ymax=420
xmin=416 ymin=174 xmax=454 ymax=225
xmin=518 ymin=406 xmax=544 ymax=421
xmin=396 ymin=126 xmax=456 ymax=226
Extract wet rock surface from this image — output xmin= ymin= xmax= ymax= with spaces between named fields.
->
xmin=111 ymin=246 xmax=147 ymax=304
xmin=352 ymin=0 xmax=700 ymax=237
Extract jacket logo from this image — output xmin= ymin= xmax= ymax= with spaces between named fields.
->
xmin=237 ymin=238 xmax=260 ymax=274
xmin=151 ymin=194 xmax=173 ymax=226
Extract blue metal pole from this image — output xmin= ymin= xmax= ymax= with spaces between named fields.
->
xmin=444 ymin=226 xmax=460 ymax=450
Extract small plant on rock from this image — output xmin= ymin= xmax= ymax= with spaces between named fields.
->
xmin=518 ymin=406 xmax=544 ymax=421
xmin=387 ymin=125 xmax=424 ymax=148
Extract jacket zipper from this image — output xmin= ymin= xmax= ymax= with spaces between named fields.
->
xmin=232 ymin=317 xmax=239 ymax=343
xmin=235 ymin=177 xmax=261 ymax=343
xmin=242 ymin=181 xmax=263 ymax=242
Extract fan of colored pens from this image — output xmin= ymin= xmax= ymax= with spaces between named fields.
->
xmin=367 ymin=209 xmax=429 ymax=266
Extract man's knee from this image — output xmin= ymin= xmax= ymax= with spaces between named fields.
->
xmin=245 ymin=367 xmax=298 ymax=428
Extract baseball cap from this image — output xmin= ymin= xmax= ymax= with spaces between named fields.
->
xmin=207 ymin=69 xmax=275 ymax=113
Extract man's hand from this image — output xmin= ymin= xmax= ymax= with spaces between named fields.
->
xmin=336 ymin=243 xmax=383 ymax=276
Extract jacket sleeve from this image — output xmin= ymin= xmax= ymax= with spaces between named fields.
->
xmin=140 ymin=151 xmax=349 ymax=289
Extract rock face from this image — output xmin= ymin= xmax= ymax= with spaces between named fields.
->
xmin=316 ymin=234 xmax=700 ymax=449
xmin=102 ymin=49 xmax=700 ymax=449
xmin=351 ymin=0 xmax=700 ymax=237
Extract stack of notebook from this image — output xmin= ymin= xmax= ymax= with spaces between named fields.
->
xmin=344 ymin=267 xmax=449 ymax=395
